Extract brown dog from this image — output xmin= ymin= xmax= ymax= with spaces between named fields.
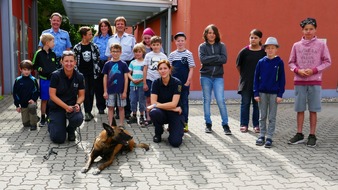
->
xmin=81 ymin=121 xmax=149 ymax=175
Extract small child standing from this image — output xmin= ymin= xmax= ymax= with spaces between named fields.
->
xmin=13 ymin=60 xmax=40 ymax=131
xmin=33 ymin=33 xmax=58 ymax=127
xmin=253 ymin=37 xmax=286 ymax=148
xmin=168 ymin=32 xmax=195 ymax=132
xmin=127 ymin=43 xmax=146 ymax=126
xmin=143 ymin=36 xmax=168 ymax=126
xmin=288 ymin=18 xmax=331 ymax=147
xmin=102 ymin=43 xmax=130 ymax=126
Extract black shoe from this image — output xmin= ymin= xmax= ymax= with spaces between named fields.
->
xmin=98 ymin=110 xmax=105 ymax=114
xmin=30 ymin=125 xmax=37 ymax=131
xmin=115 ymin=114 xmax=120 ymax=119
xmin=307 ymin=134 xmax=317 ymax=147
xmin=153 ymin=136 xmax=161 ymax=143
xmin=205 ymin=123 xmax=212 ymax=133
xmin=223 ymin=124 xmax=232 ymax=135
xmin=39 ymin=117 xmax=47 ymax=127
xmin=127 ymin=116 xmax=137 ymax=124
xmin=68 ymin=131 xmax=76 ymax=141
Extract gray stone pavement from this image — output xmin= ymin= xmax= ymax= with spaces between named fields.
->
xmin=0 ymin=95 xmax=338 ymax=190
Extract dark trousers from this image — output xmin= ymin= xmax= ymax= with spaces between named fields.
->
xmin=149 ymin=108 xmax=184 ymax=147
xmin=48 ymin=109 xmax=83 ymax=144
xmin=94 ymin=74 xmax=106 ymax=111
xmin=180 ymin=85 xmax=190 ymax=123
xmin=84 ymin=75 xmax=95 ymax=113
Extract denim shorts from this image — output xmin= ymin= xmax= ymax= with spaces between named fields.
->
xmin=106 ymin=93 xmax=126 ymax=107
xmin=294 ymin=85 xmax=321 ymax=112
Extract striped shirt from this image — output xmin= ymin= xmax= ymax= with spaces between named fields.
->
xmin=129 ymin=60 xmax=144 ymax=87
xmin=168 ymin=49 xmax=195 ymax=84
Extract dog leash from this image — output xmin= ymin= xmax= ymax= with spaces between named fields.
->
xmin=43 ymin=127 xmax=84 ymax=160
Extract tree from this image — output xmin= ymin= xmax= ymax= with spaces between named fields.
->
xmin=37 ymin=0 xmax=83 ymax=46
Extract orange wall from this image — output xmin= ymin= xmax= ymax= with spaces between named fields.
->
xmin=136 ymin=0 xmax=338 ymax=92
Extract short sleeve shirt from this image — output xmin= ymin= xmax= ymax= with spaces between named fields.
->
xmin=168 ymin=49 xmax=195 ymax=84
xmin=151 ymin=76 xmax=182 ymax=106
xmin=144 ymin=51 xmax=168 ymax=81
xmin=49 ymin=68 xmax=85 ymax=110
xmin=102 ymin=60 xmax=130 ymax=94
xmin=105 ymin=33 xmax=136 ymax=61
xmin=39 ymin=28 xmax=72 ymax=58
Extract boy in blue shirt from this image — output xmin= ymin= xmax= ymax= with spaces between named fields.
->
xmin=253 ymin=37 xmax=286 ymax=148
xmin=102 ymin=43 xmax=130 ymax=126
xmin=13 ymin=60 xmax=39 ymax=131
xmin=169 ymin=32 xmax=195 ymax=132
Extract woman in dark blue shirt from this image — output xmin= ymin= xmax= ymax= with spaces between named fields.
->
xmin=48 ymin=51 xmax=85 ymax=144
xmin=147 ymin=60 xmax=184 ymax=147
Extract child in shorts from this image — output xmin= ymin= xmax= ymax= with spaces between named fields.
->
xmin=288 ymin=17 xmax=331 ymax=147
xmin=33 ymin=33 xmax=58 ymax=127
xmin=102 ymin=43 xmax=130 ymax=126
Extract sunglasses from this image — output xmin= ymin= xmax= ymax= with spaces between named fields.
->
xmin=62 ymin=50 xmax=75 ymax=56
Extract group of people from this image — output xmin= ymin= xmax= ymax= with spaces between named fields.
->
xmin=13 ymin=14 xmax=331 ymax=148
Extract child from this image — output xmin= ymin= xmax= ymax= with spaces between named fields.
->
xmin=127 ymin=43 xmax=146 ymax=125
xmin=168 ymin=32 xmax=195 ymax=132
xmin=13 ymin=60 xmax=39 ymax=131
xmin=253 ymin=37 xmax=286 ymax=148
xmin=102 ymin=43 xmax=130 ymax=126
xmin=33 ymin=33 xmax=58 ymax=127
xmin=143 ymin=36 xmax=168 ymax=126
xmin=288 ymin=18 xmax=331 ymax=147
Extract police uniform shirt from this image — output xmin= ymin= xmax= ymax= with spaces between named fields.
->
xmin=105 ymin=32 xmax=136 ymax=61
xmin=49 ymin=68 xmax=85 ymax=110
xmin=151 ymin=76 xmax=182 ymax=107
xmin=39 ymin=28 xmax=72 ymax=58
xmin=93 ymin=34 xmax=111 ymax=61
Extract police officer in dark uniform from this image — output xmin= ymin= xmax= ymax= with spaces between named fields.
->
xmin=48 ymin=51 xmax=85 ymax=144
xmin=147 ymin=60 xmax=185 ymax=147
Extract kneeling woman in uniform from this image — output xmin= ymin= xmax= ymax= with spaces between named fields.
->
xmin=48 ymin=51 xmax=85 ymax=144
xmin=147 ymin=60 xmax=184 ymax=147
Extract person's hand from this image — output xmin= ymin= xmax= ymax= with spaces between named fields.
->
xmin=147 ymin=104 xmax=156 ymax=111
xmin=28 ymin=99 xmax=34 ymax=104
xmin=254 ymin=97 xmax=260 ymax=102
xmin=184 ymin=80 xmax=190 ymax=86
xmin=143 ymin=84 xmax=148 ymax=91
xmin=297 ymin=69 xmax=310 ymax=77
xmin=16 ymin=107 xmax=21 ymax=113
xmin=74 ymin=103 xmax=81 ymax=112
xmin=276 ymin=97 xmax=283 ymax=104
xmin=304 ymin=68 xmax=313 ymax=76
xmin=121 ymin=92 xmax=127 ymax=100
xmin=103 ymin=92 xmax=108 ymax=100
xmin=133 ymin=79 xmax=143 ymax=85
xmin=65 ymin=105 xmax=74 ymax=113
xmin=173 ymin=106 xmax=182 ymax=114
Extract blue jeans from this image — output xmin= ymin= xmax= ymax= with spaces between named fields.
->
xmin=240 ymin=90 xmax=259 ymax=127
xmin=129 ymin=86 xmax=146 ymax=113
xmin=200 ymin=77 xmax=229 ymax=126
xmin=180 ymin=85 xmax=190 ymax=123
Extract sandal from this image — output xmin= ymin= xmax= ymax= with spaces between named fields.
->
xmin=254 ymin=126 xmax=260 ymax=133
xmin=240 ymin=126 xmax=248 ymax=133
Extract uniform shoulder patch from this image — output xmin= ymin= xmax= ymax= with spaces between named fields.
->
xmin=177 ymin=85 xmax=182 ymax=93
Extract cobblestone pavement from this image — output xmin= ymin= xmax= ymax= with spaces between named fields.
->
xmin=0 ymin=95 xmax=338 ymax=190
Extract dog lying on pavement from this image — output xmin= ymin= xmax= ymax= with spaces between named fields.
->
xmin=81 ymin=120 xmax=149 ymax=175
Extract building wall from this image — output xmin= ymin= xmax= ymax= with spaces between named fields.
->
xmin=136 ymin=0 xmax=338 ymax=98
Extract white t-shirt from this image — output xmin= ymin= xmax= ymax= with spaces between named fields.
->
xmin=144 ymin=51 xmax=168 ymax=81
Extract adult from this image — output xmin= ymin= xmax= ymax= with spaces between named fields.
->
xmin=73 ymin=26 xmax=100 ymax=122
xmin=48 ymin=51 xmax=85 ymax=144
xmin=105 ymin=16 xmax=136 ymax=119
xmin=93 ymin=18 xmax=114 ymax=114
xmin=39 ymin=12 xmax=72 ymax=62
xmin=148 ymin=60 xmax=184 ymax=147
xmin=142 ymin=27 xmax=164 ymax=54
xmin=198 ymin=24 xmax=231 ymax=135
xmin=236 ymin=29 xmax=266 ymax=133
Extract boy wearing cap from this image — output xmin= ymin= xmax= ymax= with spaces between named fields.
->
xmin=253 ymin=37 xmax=286 ymax=148
xmin=168 ymin=32 xmax=196 ymax=132
xmin=288 ymin=18 xmax=331 ymax=147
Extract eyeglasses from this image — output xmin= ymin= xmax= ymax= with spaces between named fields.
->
xmin=62 ymin=50 xmax=75 ymax=56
